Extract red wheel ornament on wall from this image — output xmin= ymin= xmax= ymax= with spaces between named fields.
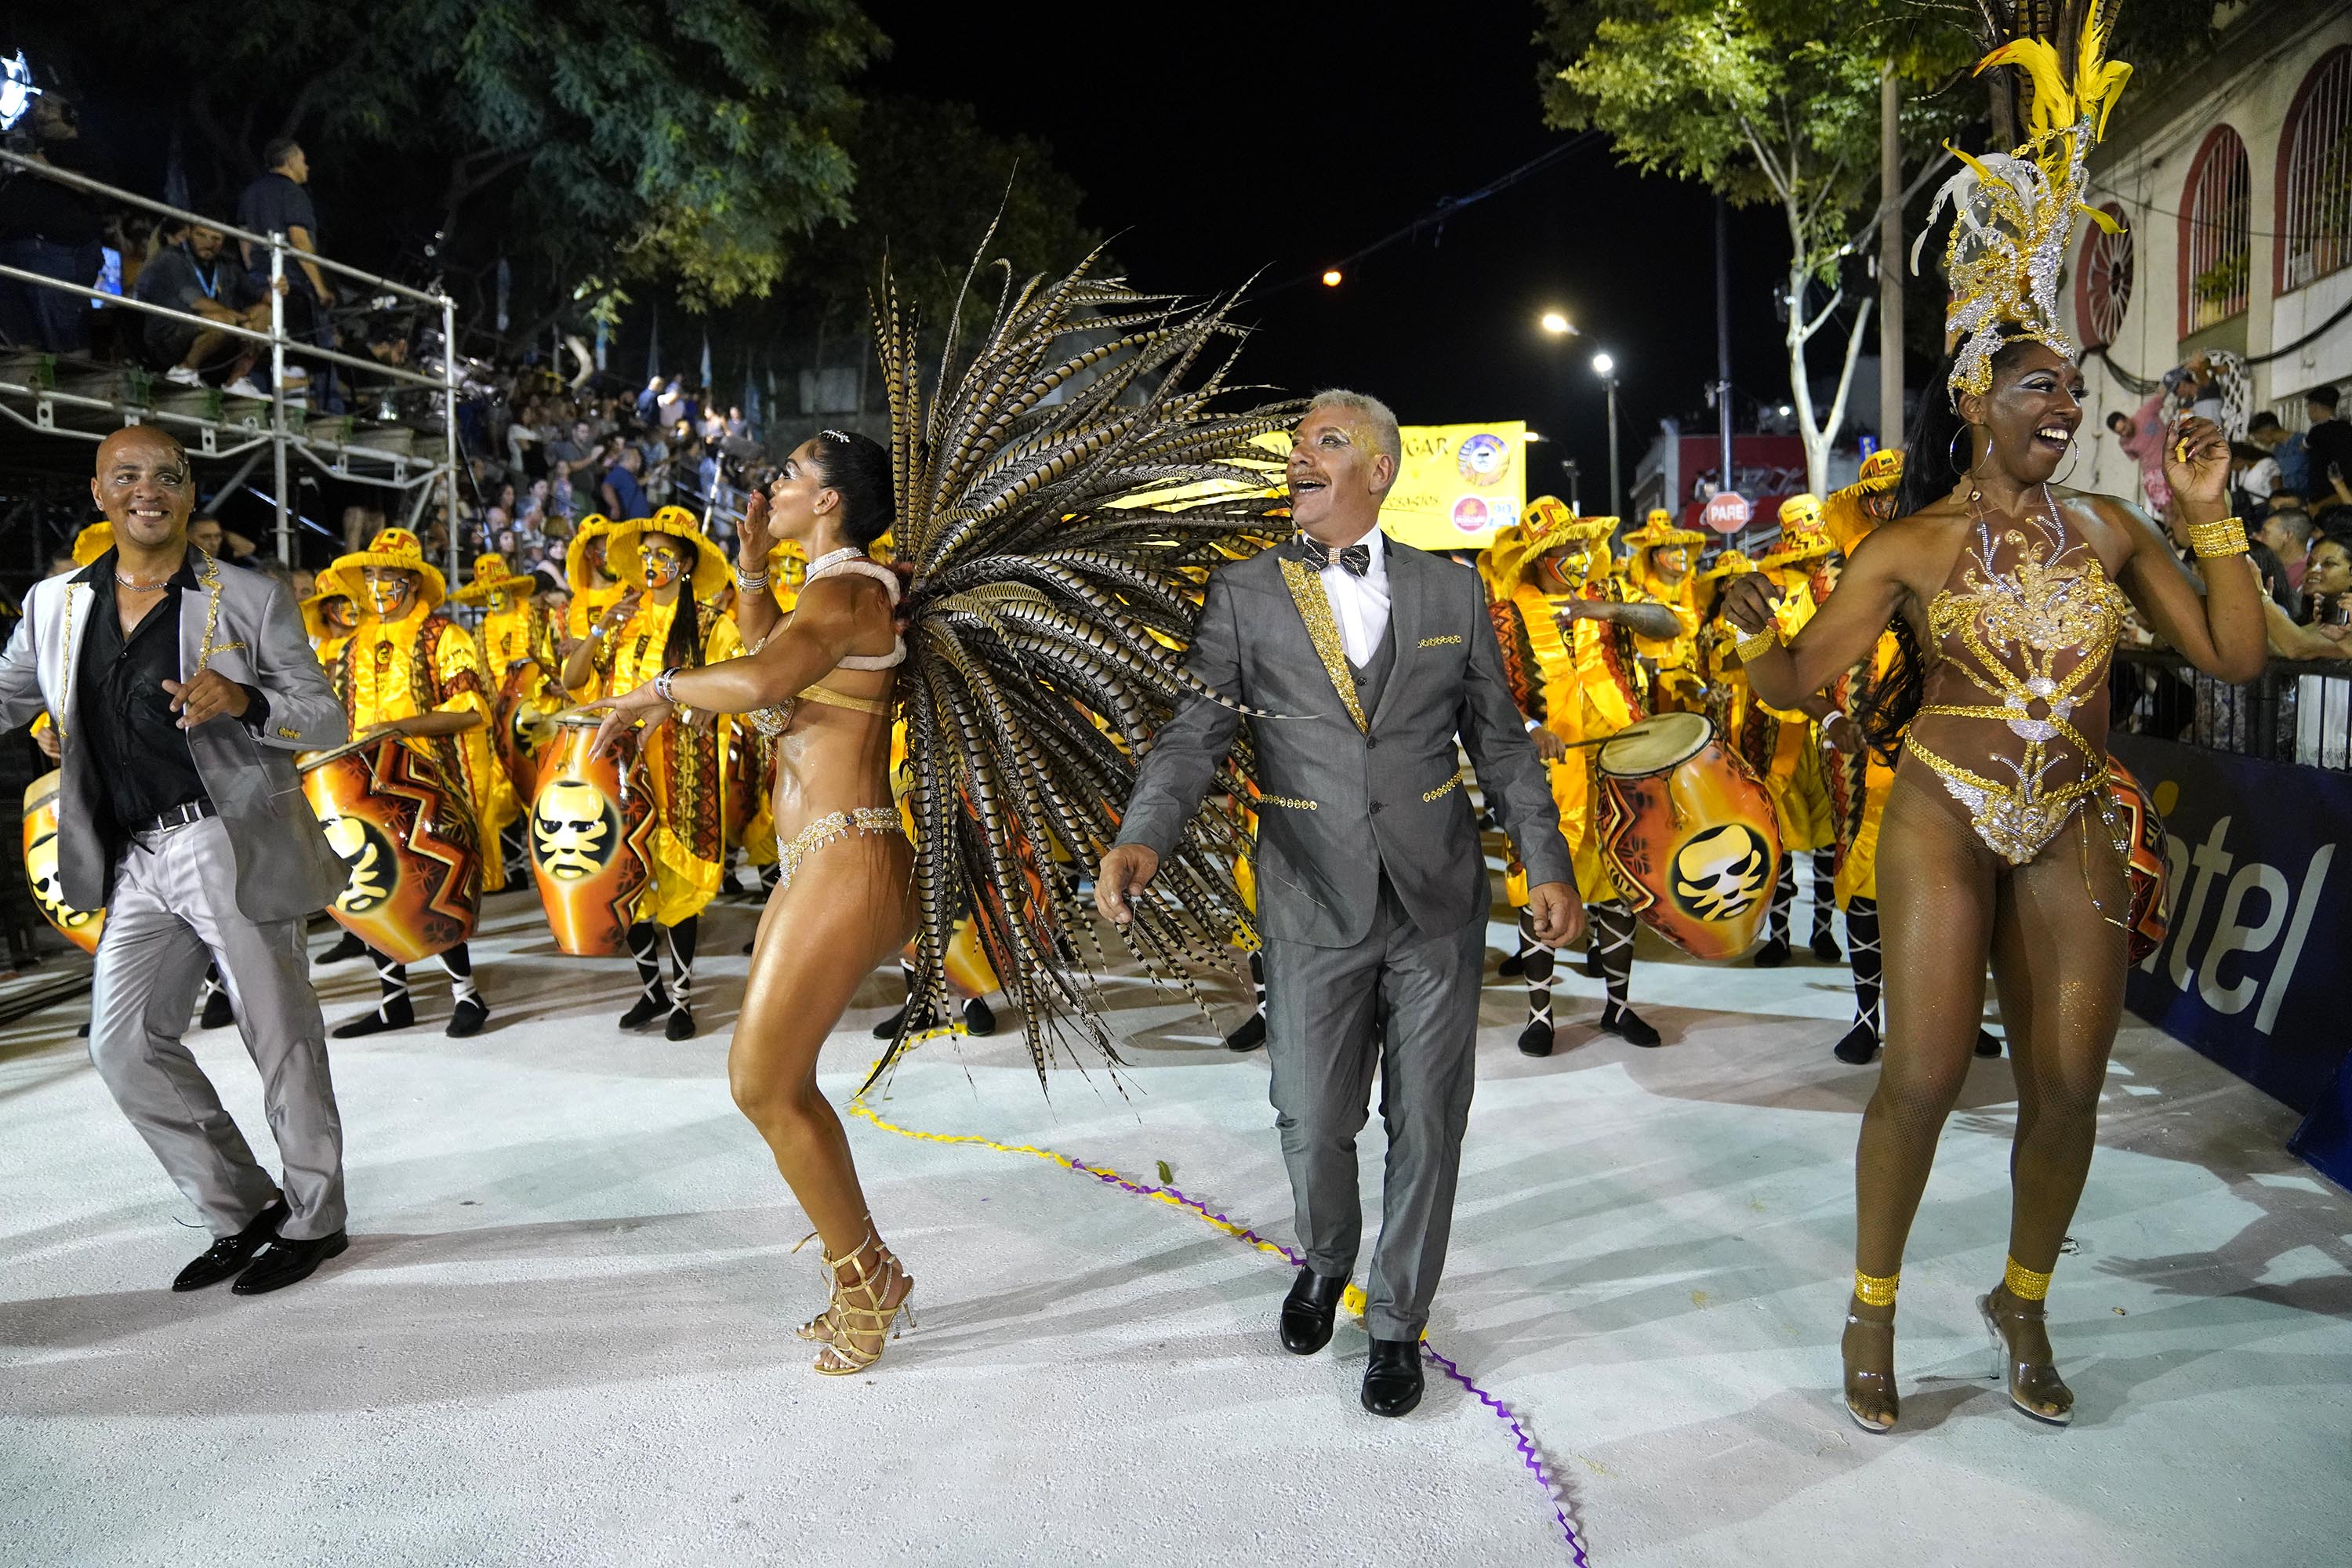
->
xmin=2074 ymin=202 xmax=2133 ymax=350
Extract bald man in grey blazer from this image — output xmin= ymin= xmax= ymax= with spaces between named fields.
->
xmin=1099 ymin=390 xmax=1581 ymax=1417
xmin=0 ymin=426 xmax=353 ymax=1296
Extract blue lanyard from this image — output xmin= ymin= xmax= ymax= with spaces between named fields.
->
xmin=186 ymin=245 xmax=219 ymax=300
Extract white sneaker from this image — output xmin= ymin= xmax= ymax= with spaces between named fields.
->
xmin=222 ymin=377 xmax=266 ymax=399
xmin=165 ymin=365 xmax=204 ymax=387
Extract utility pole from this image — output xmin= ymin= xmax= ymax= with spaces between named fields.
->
xmin=1879 ymin=64 xmax=1904 ymax=454
xmin=1714 ymin=194 xmax=1735 ymax=504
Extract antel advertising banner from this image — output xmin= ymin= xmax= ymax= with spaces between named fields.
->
xmin=2110 ymin=735 xmax=2349 ymax=1174
xmin=1382 ymin=423 xmax=1527 ymax=552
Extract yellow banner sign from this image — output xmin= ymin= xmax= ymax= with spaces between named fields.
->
xmin=1382 ymin=422 xmax=1526 ymax=551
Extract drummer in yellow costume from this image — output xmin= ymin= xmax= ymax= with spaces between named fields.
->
xmin=1742 ymin=494 xmax=1843 ymax=968
xmin=1621 ymin=507 xmax=1711 ymax=712
xmin=1483 ymin=499 xmax=1682 ymax=1053
xmin=324 ymin=527 xmax=499 ymax=1037
xmin=561 ymin=507 xmax=742 ymax=1040
xmin=456 ymin=554 xmax=559 ymax=883
xmin=561 ymin=514 xmax=626 ymax=676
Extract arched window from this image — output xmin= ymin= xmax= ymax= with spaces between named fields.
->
xmin=2074 ymin=202 xmax=2133 ymax=348
xmin=2280 ymin=47 xmax=2352 ymax=293
xmin=2180 ymin=125 xmax=2251 ymax=334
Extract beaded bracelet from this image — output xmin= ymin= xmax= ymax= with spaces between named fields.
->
xmin=1733 ymin=623 xmax=1781 ymax=664
xmin=735 ymin=564 xmax=770 ymax=592
xmin=2185 ymin=516 xmax=2249 ymax=560
xmin=653 ymin=666 xmax=679 ymax=703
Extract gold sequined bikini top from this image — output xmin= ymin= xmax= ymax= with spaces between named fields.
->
xmin=746 ymin=547 xmax=902 ymax=734
xmin=1904 ymin=519 xmax=2129 ymax=865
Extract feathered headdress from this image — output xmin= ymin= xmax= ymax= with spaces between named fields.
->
xmin=1915 ymin=1 xmax=2134 ymax=399
xmin=874 ymin=241 xmax=1295 ymax=1086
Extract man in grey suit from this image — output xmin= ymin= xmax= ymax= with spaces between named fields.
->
xmin=1098 ymin=390 xmax=1582 ymax=1416
xmin=0 ymin=426 xmax=354 ymax=1294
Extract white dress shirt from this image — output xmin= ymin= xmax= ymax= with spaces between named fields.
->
xmin=1313 ymin=528 xmax=1391 ymax=666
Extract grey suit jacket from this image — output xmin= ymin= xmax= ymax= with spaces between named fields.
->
xmin=0 ymin=548 xmax=350 ymax=923
xmin=1116 ymin=539 xmax=1573 ymax=949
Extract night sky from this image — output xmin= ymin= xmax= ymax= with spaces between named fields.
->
xmin=864 ymin=0 xmax=1802 ymax=513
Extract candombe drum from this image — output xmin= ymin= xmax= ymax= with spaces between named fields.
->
xmin=2104 ymin=757 xmax=2170 ymax=964
xmin=20 ymin=771 xmax=105 ymax=953
xmin=495 ymin=661 xmax=559 ymax=800
xmin=300 ymin=738 xmax=481 ymax=964
xmin=1594 ymin=711 xmax=1783 ymax=960
xmin=530 ymin=713 xmax=656 ymax=956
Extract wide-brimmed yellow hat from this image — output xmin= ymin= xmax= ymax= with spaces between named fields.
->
xmin=1622 ymin=510 xmax=1707 ymax=557
xmin=453 ymin=552 xmax=538 ymax=604
xmin=1757 ymin=493 xmax=1835 ymax=569
xmin=1824 ymin=450 xmax=1906 ymax=555
xmin=72 ymin=522 xmax=116 ymax=568
xmin=325 ymin=527 xmax=446 ymax=611
xmin=1521 ymin=496 xmax=1617 ymax=557
xmin=299 ymin=586 xmax=355 ymax=643
xmin=565 ymin=514 xmax=616 ymax=597
xmin=611 ymin=508 xmax=729 ymax=601
xmin=1697 ymin=547 xmax=1755 ymax=583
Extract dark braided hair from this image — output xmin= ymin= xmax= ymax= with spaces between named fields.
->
xmin=814 ymin=429 xmax=897 ymax=550
xmin=1853 ymin=334 xmax=2048 ymax=762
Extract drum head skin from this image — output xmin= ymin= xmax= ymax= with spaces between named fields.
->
xmin=1599 ymin=712 xmax=1712 ymax=778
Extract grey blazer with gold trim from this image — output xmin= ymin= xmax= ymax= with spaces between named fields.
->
xmin=0 ymin=549 xmax=350 ymax=922
xmin=1116 ymin=539 xmax=1573 ymax=949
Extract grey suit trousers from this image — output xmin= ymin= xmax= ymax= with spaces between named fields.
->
xmin=1264 ymin=874 xmax=1483 ymax=1341
xmin=89 ymin=818 xmax=347 ymax=1240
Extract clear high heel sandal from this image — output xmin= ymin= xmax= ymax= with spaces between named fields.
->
xmin=1979 ymin=1287 xmax=2074 ymax=1426
xmin=793 ymin=1228 xmax=916 ymax=1376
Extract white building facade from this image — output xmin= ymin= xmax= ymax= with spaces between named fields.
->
xmin=2063 ymin=0 xmax=2352 ymax=499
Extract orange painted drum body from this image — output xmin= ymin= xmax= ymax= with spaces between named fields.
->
xmin=299 ymin=739 xmax=481 ymax=964
xmin=495 ymin=661 xmax=557 ymax=800
xmin=2106 ymin=758 xmax=2169 ymax=965
xmin=1595 ymin=712 xmax=1783 ymax=960
xmin=20 ymin=771 xmax=105 ymax=953
xmin=529 ymin=714 xmax=656 ymax=956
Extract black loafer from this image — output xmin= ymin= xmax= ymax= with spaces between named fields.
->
xmin=1833 ymin=1022 xmax=1880 ymax=1065
xmin=172 ymin=1196 xmax=289 ymax=1291
xmin=1975 ymin=1029 xmax=2003 ymax=1058
xmin=1598 ymin=1005 xmax=1662 ymax=1048
xmin=1279 ymin=1268 xmax=1349 ymax=1356
xmin=232 ymin=1229 xmax=350 ymax=1295
xmin=1811 ymin=931 xmax=1844 ymax=963
xmin=332 ymin=998 xmax=414 ymax=1039
xmin=961 ymin=996 xmax=997 ymax=1036
xmin=1752 ymin=936 xmax=1791 ymax=968
xmin=1515 ymin=1020 xmax=1554 ymax=1058
xmin=1362 ymin=1336 xmax=1425 ymax=1417
xmin=198 ymin=989 xmax=235 ymax=1030
xmin=1224 ymin=1013 xmax=1266 ymax=1052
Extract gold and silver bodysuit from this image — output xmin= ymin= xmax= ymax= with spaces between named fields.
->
xmin=1902 ymin=504 xmax=2129 ymax=866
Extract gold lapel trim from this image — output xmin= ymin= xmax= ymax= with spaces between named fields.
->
xmin=192 ymin=550 xmax=244 ymax=673
xmin=1279 ymin=556 xmax=1367 ymax=733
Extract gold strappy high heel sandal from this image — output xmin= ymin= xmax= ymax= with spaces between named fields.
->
xmin=1980 ymin=1259 xmax=2072 ymax=1426
xmin=793 ymin=1228 xmax=916 ymax=1376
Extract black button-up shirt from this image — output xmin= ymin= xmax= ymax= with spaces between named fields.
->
xmin=73 ymin=548 xmax=269 ymax=837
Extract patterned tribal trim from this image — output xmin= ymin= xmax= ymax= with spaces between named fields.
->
xmin=1259 ymin=793 xmax=1319 ymax=811
xmin=1422 ymin=770 xmax=1464 ymax=804
xmin=1417 ymin=634 xmax=1463 ymax=648
xmin=1279 ymin=556 xmax=1367 ymax=732
xmin=775 ymin=807 xmax=906 ymax=895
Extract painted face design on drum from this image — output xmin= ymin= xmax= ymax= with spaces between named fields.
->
xmin=319 ymin=814 xmax=397 ymax=913
xmin=1670 ymin=822 xmax=1773 ymax=922
xmin=641 ymin=539 xmax=686 ymax=592
xmin=532 ymin=780 xmax=620 ymax=880
xmin=24 ymin=830 xmax=96 ymax=932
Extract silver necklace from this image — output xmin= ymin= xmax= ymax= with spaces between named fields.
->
xmin=114 ymin=570 xmax=173 ymax=592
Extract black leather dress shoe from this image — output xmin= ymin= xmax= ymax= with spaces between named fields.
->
xmin=1362 ymin=1336 xmax=1425 ymax=1417
xmin=1279 ymin=1268 xmax=1348 ymax=1356
xmin=198 ymin=989 xmax=235 ymax=1030
xmin=1599 ymin=1004 xmax=1662 ymax=1048
xmin=1752 ymin=935 xmax=1791 ymax=968
xmin=445 ymin=996 xmax=489 ymax=1038
xmin=1975 ymin=1029 xmax=2003 ymax=1057
xmin=232 ymin=1229 xmax=350 ymax=1294
xmin=172 ymin=1197 xmax=289 ymax=1291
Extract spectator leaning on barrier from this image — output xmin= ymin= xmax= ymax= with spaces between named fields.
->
xmin=2266 ymin=535 xmax=2352 ymax=660
xmin=235 ymin=138 xmax=339 ymax=410
xmin=132 ymin=223 xmax=271 ymax=396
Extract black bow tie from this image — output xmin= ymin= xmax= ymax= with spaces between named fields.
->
xmin=1297 ymin=535 xmax=1372 ymax=577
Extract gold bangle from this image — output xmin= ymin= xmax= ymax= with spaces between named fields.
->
xmin=2003 ymin=1257 xmax=2053 ymax=1302
xmin=1733 ymin=623 xmax=1782 ymax=664
xmin=2185 ymin=517 xmax=2249 ymax=559
xmin=1853 ymin=1269 xmax=1900 ymax=1308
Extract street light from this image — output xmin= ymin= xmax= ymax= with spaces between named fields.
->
xmin=1541 ymin=310 xmax=1575 ymax=336
xmin=1322 ymin=268 xmax=1343 ymax=288
xmin=1592 ymin=353 xmax=1621 ymax=519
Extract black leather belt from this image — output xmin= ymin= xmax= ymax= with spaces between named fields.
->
xmin=133 ymin=799 xmax=217 ymax=835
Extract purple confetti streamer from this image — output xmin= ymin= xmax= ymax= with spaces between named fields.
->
xmin=1066 ymin=1159 xmax=1588 ymax=1563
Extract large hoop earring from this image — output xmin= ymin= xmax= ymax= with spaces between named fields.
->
xmin=1947 ymin=423 xmax=1979 ymax=477
xmin=2053 ymin=440 xmax=2082 ymax=490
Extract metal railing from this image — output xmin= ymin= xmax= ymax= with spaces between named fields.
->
xmin=2111 ymin=646 xmax=2352 ymax=770
xmin=0 ymin=147 xmax=459 ymax=579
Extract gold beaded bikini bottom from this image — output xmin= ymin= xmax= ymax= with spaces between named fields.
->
xmin=772 ymin=807 xmax=907 ymax=895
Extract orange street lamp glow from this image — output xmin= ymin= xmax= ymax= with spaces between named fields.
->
xmin=1322 ymin=269 xmax=1343 ymax=288
xmin=1541 ymin=311 xmax=1574 ymax=336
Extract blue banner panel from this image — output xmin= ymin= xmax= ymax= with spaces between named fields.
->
xmin=2111 ymin=737 xmax=2350 ymax=1167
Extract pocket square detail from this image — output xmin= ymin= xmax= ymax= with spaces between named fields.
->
xmin=1417 ymin=634 xmax=1463 ymax=647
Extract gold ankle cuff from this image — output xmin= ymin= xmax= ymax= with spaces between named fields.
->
xmin=1853 ymin=1269 xmax=1899 ymax=1308
xmin=2004 ymin=1257 xmax=2053 ymax=1301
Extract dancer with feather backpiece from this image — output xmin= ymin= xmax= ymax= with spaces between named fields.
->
xmin=568 ymin=245 xmax=1291 ymax=1374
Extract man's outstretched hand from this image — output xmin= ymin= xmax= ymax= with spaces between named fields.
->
xmin=1526 ymin=880 xmax=1585 ymax=947
xmin=1094 ymin=844 xmax=1160 ymax=925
